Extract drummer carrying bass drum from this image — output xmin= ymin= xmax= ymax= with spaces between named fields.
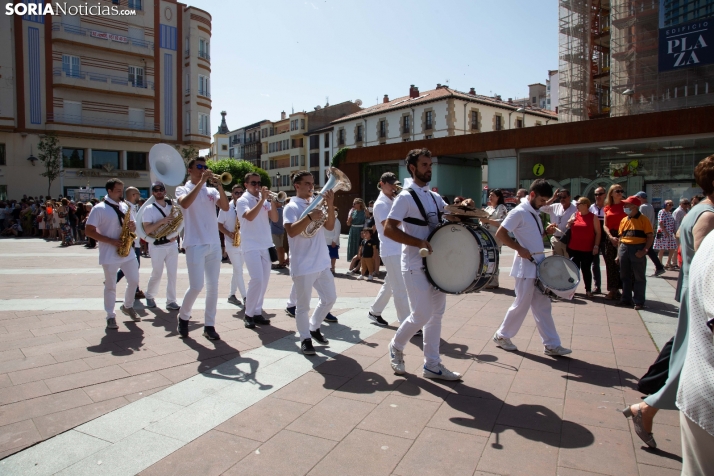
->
xmin=383 ymin=148 xmax=461 ymax=380
xmin=492 ymin=179 xmax=572 ymax=356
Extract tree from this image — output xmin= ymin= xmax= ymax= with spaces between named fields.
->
xmin=178 ymin=145 xmax=199 ymax=167
xmin=37 ymin=133 xmax=62 ymax=197
xmin=207 ymin=158 xmax=271 ymax=192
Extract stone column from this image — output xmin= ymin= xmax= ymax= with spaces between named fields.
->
xmin=122 ymin=150 xmax=128 ymax=170
xmin=86 ymin=148 xmax=92 ymax=169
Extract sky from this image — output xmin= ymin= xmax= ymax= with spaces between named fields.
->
xmin=193 ymin=0 xmax=559 ymax=139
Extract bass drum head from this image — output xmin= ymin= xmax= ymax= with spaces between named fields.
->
xmin=537 ymin=255 xmax=580 ymax=299
xmin=425 ymin=223 xmax=482 ymax=294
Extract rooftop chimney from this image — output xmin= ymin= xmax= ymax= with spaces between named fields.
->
xmin=436 ymin=83 xmax=442 ymax=89
xmin=508 ymin=98 xmax=513 ymax=104
xmin=495 ymin=94 xmax=502 ymax=101
xmin=281 ymin=111 xmax=286 ymax=120
xmin=409 ymin=84 xmax=419 ymax=99
xmin=383 ymin=94 xmax=389 ymax=103
xmin=469 ymin=87 xmax=476 ymax=95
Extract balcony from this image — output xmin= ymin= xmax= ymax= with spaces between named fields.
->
xmin=198 ymin=50 xmax=210 ymax=61
xmin=52 ymin=22 xmax=154 ymax=53
xmin=198 ymin=89 xmax=211 ymax=99
xmin=53 ymin=67 xmax=154 ymax=94
xmin=47 ymin=112 xmax=159 ymax=132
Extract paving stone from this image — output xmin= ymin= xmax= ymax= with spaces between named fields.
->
xmin=0 ymin=388 xmax=93 ymax=427
xmin=33 ymin=396 xmax=128 ymax=439
xmin=562 ymin=390 xmax=627 ymax=431
xmin=393 ymin=427 xmax=486 ymax=476
xmin=629 ymin=416 xmax=683 ymax=471
xmin=427 ymin=394 xmax=502 ymax=437
xmin=286 ymin=395 xmax=376 ymax=441
xmin=477 ymin=424 xmax=560 ymax=476
xmin=357 ymin=394 xmax=441 ymax=440
xmin=0 ymin=380 xmax=51 ymax=405
xmin=509 ymin=368 xmax=568 ymax=400
xmin=21 ymin=338 xmax=90 ymax=358
xmin=495 ymin=392 xmax=565 ymax=434
xmin=271 ymin=370 xmax=349 ymax=405
xmin=83 ymin=372 xmax=173 ymax=402
xmin=8 ymin=359 xmax=92 ymax=386
xmin=215 ymin=396 xmax=311 ymax=442
xmin=0 ymin=419 xmax=42 ymax=456
xmin=558 ymin=424 xmax=638 ymax=476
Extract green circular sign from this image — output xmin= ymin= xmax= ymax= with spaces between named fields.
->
xmin=533 ymin=163 xmax=545 ymax=177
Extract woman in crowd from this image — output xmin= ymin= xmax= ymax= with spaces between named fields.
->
xmin=83 ymin=202 xmax=96 ymax=248
xmin=45 ymin=200 xmax=56 ymax=241
xmin=346 ymin=198 xmax=369 ymax=260
xmin=325 ymin=207 xmax=341 ymax=273
xmin=623 ymin=155 xmax=714 ymax=450
xmin=480 ymin=188 xmax=508 ymax=289
xmin=566 ymin=197 xmax=601 ymax=298
xmin=602 ymin=184 xmax=627 ymax=300
xmin=654 ymin=200 xmax=678 ymax=269
xmin=21 ymin=203 xmax=34 ymax=237
xmin=56 ymin=199 xmax=69 ymax=243
xmin=74 ymin=201 xmax=86 ymax=242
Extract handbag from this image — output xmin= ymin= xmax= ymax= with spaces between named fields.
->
xmin=268 ymin=246 xmax=278 ymax=262
xmin=560 ymin=228 xmax=572 ymax=246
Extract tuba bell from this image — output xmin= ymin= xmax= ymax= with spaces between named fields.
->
xmin=135 ymin=144 xmax=187 ymax=242
xmin=300 ymin=167 xmax=351 ymax=238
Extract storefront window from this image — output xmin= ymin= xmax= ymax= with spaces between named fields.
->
xmin=127 ymin=152 xmax=147 ymax=171
xmin=62 ymin=148 xmax=84 ymax=168
xmin=92 ymin=150 xmax=120 ymax=171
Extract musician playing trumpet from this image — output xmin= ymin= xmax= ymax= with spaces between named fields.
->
xmin=175 ymin=157 xmax=229 ymax=340
xmin=85 ymin=178 xmax=141 ymax=330
xmin=218 ymin=183 xmax=247 ymax=308
xmin=283 ymin=171 xmax=337 ymax=355
xmin=142 ymin=181 xmax=181 ymax=312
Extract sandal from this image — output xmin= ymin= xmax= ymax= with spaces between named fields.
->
xmin=622 ymin=404 xmax=657 ymax=448
xmin=586 ymin=291 xmax=594 ymax=298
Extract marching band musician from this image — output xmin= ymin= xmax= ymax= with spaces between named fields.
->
xmin=491 ymin=178 xmax=572 ymax=356
xmin=176 ymin=157 xmax=229 ymax=340
xmin=236 ymin=172 xmax=278 ymax=329
xmin=142 ymin=181 xmax=181 ymax=312
xmin=367 ymin=172 xmax=410 ymax=327
xmin=116 ymin=186 xmax=145 ymax=300
xmin=283 ymin=171 xmax=337 ymax=355
xmin=85 ymin=178 xmax=141 ymax=329
xmin=383 ymin=148 xmax=462 ymax=381
xmin=218 ymin=183 xmax=247 ymax=308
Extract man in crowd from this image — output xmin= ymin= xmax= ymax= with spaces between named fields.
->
xmin=218 ymin=184 xmax=247 ymax=307
xmin=635 ymin=191 xmax=666 ymax=277
xmin=271 ymin=198 xmax=287 ymax=268
xmin=672 ymin=197 xmax=691 ymax=233
xmin=116 ymin=186 xmax=145 ymax=300
xmin=589 ymin=186 xmax=606 ymax=293
xmin=541 ymin=188 xmax=577 ymax=258
xmin=617 ymin=195 xmax=654 ymax=310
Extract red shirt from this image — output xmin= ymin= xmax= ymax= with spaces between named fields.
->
xmin=569 ymin=211 xmax=597 ymax=252
xmin=604 ymin=202 xmax=627 ymax=235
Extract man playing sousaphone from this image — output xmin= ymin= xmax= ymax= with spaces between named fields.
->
xmin=85 ymin=178 xmax=141 ymax=329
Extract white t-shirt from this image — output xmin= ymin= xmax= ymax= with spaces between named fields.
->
xmin=236 ymin=192 xmax=273 ymax=252
xmin=86 ymin=196 xmax=135 ymax=266
xmin=501 ymin=201 xmax=546 ymax=279
xmin=129 ymin=202 xmax=141 ymax=248
xmin=283 ymin=196 xmax=331 ymax=277
xmin=387 ymin=183 xmax=446 ymax=272
xmin=218 ymin=201 xmax=241 ymax=250
xmin=142 ymin=200 xmax=178 ymax=246
xmin=373 ymin=191 xmax=401 ymax=257
xmin=175 ymin=181 xmax=221 ymax=247
xmin=324 ymin=217 xmax=341 ymax=246
xmin=540 ymin=202 xmax=577 ymax=237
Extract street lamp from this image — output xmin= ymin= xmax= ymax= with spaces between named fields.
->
xmin=276 ymin=171 xmax=281 ymax=193
xmin=516 ymin=107 xmax=526 ymax=128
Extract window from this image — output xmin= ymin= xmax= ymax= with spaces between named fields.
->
xmin=185 ymin=73 xmax=190 ymax=93
xmin=62 ymin=147 xmax=84 ymax=168
xmin=198 ymin=38 xmax=209 ymax=60
xmin=309 ymin=135 xmax=319 ymax=150
xmin=221 ymin=144 xmax=227 ymax=151
xmin=262 ymin=128 xmax=267 ymax=138
xmin=532 ymin=97 xmax=537 ymax=104
xmin=128 ymin=0 xmax=142 ymax=11
xmin=198 ymin=75 xmax=209 ymax=97
xmin=300 ymin=155 xmax=305 ymax=166
xmin=62 ymin=54 xmax=80 ymax=77
xmin=471 ymin=111 xmax=479 ymax=130
xmin=310 ymin=153 xmax=319 ymax=167
xmin=516 ymin=118 xmax=523 ymax=128
xmin=403 ymin=115 xmax=410 ymax=134
xmin=0 ymin=144 xmax=5 ymax=166
xmin=324 ymin=151 xmax=329 ymax=167
xmin=63 ymin=100 xmax=81 ymax=124
xmin=338 ymin=129 xmax=345 ymax=145
xmin=185 ymin=36 xmax=189 ymax=55
xmin=128 ymin=66 xmax=144 ymax=87
xmin=425 ymin=111 xmax=432 ymax=130
xmin=0 ymin=185 xmax=6 ymax=201
xmin=92 ymin=150 xmax=120 ymax=170
xmin=300 ymin=119 xmax=305 ymax=129
xmin=126 ymin=151 xmax=147 ymax=170
xmin=324 ymin=133 xmax=329 ymax=147
xmin=291 ymin=155 xmax=299 ymax=167
xmin=185 ymin=111 xmax=190 ymax=133
xmin=128 ymin=108 xmax=145 ymax=130
xmin=198 ymin=113 xmax=209 ymax=135
xmin=379 ymin=120 xmax=386 ymax=138
xmin=356 ymin=125 xmax=363 ymax=142
xmin=495 ymin=115 xmax=502 ymax=131
xmin=229 ymin=148 xmax=235 ymax=158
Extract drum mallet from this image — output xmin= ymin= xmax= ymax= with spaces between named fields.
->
xmin=419 ymin=248 xmax=430 ymax=257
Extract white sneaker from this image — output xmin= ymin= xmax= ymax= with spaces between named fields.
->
xmin=423 ymin=363 xmax=462 ymax=381
xmin=389 ymin=342 xmax=406 ymax=375
xmin=367 ymin=275 xmax=373 ymax=281
xmin=544 ymin=345 xmax=572 ymax=356
xmin=492 ymin=333 xmax=517 ymax=351
xmin=357 ymin=275 xmax=364 ymax=280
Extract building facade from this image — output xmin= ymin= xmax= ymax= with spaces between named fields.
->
xmin=0 ymin=0 xmax=212 ymax=200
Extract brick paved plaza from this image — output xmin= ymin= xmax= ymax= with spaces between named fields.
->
xmin=0 ymin=237 xmax=683 ymax=475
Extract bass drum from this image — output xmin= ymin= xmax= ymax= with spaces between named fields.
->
xmin=424 ymin=222 xmax=499 ymax=294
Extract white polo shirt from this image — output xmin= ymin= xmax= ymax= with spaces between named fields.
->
xmin=86 ymin=196 xmax=135 ymax=266
xmin=501 ymin=201 xmax=546 ymax=279
xmin=142 ymin=200 xmax=178 ymax=246
xmin=218 ymin=201 xmax=241 ymax=250
xmin=540 ymin=202 xmax=577 ymax=237
xmin=236 ymin=192 xmax=273 ymax=252
xmin=373 ymin=191 xmax=401 ymax=257
xmin=175 ymin=181 xmax=221 ymax=247
xmin=283 ymin=196 xmax=331 ymax=277
xmin=387 ymin=183 xmax=446 ymax=272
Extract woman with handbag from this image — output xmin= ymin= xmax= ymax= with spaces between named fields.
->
xmin=602 ymin=185 xmax=627 ymax=300
xmin=654 ymin=200 xmax=677 ymax=269
xmin=480 ymin=189 xmax=508 ymax=289
xmin=565 ymin=197 xmax=601 ymax=298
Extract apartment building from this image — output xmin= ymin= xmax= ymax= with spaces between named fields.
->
xmin=0 ymin=0 xmax=212 ymax=200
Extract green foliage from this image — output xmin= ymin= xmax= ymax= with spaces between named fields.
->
xmin=207 ymin=159 xmax=271 ymax=191
xmin=179 ymin=145 xmax=199 ymax=165
xmin=330 ymin=147 xmax=349 ymax=168
xmin=37 ymin=133 xmax=62 ymax=196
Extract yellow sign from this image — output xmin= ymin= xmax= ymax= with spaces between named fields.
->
xmin=533 ymin=163 xmax=545 ymax=177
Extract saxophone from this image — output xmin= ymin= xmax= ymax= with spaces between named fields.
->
xmin=150 ymin=200 xmax=183 ymax=240
xmin=117 ymin=203 xmax=136 ymax=257
xmin=232 ymin=224 xmax=241 ymax=247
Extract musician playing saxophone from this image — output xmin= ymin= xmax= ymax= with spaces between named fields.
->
xmin=283 ymin=170 xmax=336 ymax=355
xmin=217 ymin=183 xmax=247 ymax=308
xmin=142 ymin=181 xmax=181 ymax=312
xmin=85 ymin=178 xmax=141 ymax=330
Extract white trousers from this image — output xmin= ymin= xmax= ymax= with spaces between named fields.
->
xmin=293 ymin=268 xmax=337 ymax=340
xmin=370 ymin=254 xmax=410 ymax=323
xmin=226 ymin=246 xmax=247 ymax=299
xmin=243 ymin=249 xmax=271 ymax=317
xmin=179 ymin=243 xmax=221 ymax=326
xmin=146 ymin=243 xmax=178 ymax=304
xmin=102 ymin=258 xmax=139 ymax=320
xmin=496 ymin=277 xmax=561 ymax=347
xmin=391 ymin=269 xmax=446 ymax=367
xmin=286 ymin=284 xmax=296 ymax=308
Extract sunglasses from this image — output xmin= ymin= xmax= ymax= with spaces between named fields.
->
xmin=613 ymin=190 xmax=624 ymax=194
xmin=152 ymin=187 xmax=165 ymax=192
xmin=232 ymin=191 xmax=243 ymax=195
xmin=594 ymin=192 xmax=605 ymax=196
xmin=194 ymin=163 xmax=208 ymax=170
xmin=247 ymin=181 xmax=261 ymax=186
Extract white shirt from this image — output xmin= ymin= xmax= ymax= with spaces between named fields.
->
xmin=236 ymin=192 xmax=273 ymax=252
xmin=218 ymin=201 xmax=241 ymax=249
xmin=501 ymin=201 xmax=546 ymax=279
xmin=387 ymin=182 xmax=446 ymax=272
xmin=589 ymin=203 xmax=605 ymax=222
xmin=324 ymin=217 xmax=341 ymax=246
xmin=129 ymin=202 xmax=141 ymax=248
xmin=283 ymin=196 xmax=331 ymax=277
xmin=86 ymin=196 xmax=135 ymax=266
xmin=672 ymin=206 xmax=687 ymax=231
xmin=175 ymin=181 xmax=221 ymax=247
xmin=373 ymin=191 xmax=401 ymax=257
xmin=540 ymin=202 xmax=577 ymax=237
xmin=142 ymin=200 xmax=178 ymax=246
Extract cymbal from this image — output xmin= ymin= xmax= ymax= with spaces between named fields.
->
xmin=444 ymin=204 xmax=489 ymax=218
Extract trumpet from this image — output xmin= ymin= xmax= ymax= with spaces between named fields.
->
xmin=210 ymin=172 xmax=233 ymax=186
xmin=268 ymin=191 xmax=287 ymax=203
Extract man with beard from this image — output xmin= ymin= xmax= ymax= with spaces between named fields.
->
xmin=492 ymin=179 xmax=572 ymax=356
xmin=383 ymin=148 xmax=461 ymax=380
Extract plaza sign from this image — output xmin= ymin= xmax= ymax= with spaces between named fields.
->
xmin=75 ymin=169 xmax=140 ymax=179
xmin=90 ymin=30 xmax=128 ymax=43
xmin=659 ymin=19 xmax=713 ymax=71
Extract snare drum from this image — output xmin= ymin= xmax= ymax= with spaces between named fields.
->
xmin=424 ymin=222 xmax=499 ymax=294
xmin=535 ymin=255 xmax=580 ymax=300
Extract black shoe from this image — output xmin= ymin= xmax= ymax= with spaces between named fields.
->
xmin=310 ymin=329 xmax=329 ymax=345
xmin=203 ymin=326 xmax=221 ymax=340
xmin=285 ymin=306 xmax=296 ymax=317
xmin=301 ymin=338 xmax=316 ymax=355
xmin=178 ymin=318 xmax=189 ymax=338
xmin=244 ymin=315 xmax=255 ymax=329
xmin=324 ymin=313 xmax=338 ymax=323
xmin=413 ymin=329 xmax=423 ymax=338
xmin=254 ymin=315 xmax=271 ymax=325
xmin=368 ymin=312 xmax=388 ymax=326
xmin=593 ymin=287 xmax=602 ymax=294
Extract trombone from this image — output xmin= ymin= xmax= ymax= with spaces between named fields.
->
xmin=268 ymin=191 xmax=287 ymax=203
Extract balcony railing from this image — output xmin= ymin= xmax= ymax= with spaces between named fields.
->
xmin=53 ymin=67 xmax=154 ymax=90
xmin=47 ymin=113 xmax=159 ymax=132
xmin=52 ymin=22 xmax=154 ymax=50
xmin=198 ymin=89 xmax=211 ymax=98
xmin=198 ymin=50 xmax=210 ymax=61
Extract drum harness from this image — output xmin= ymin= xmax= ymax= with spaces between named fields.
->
xmin=402 ymin=188 xmax=442 ymax=268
